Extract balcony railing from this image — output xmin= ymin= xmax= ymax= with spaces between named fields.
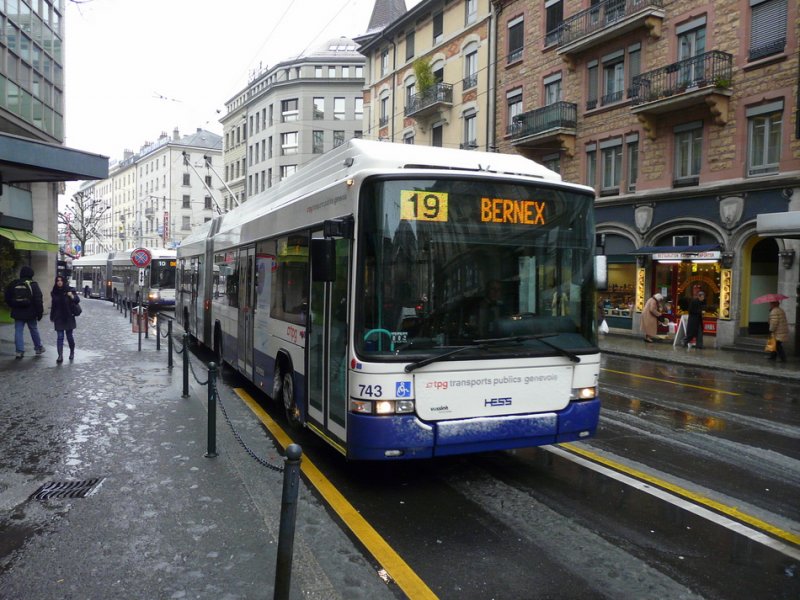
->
xmin=630 ymin=50 xmax=733 ymax=105
xmin=556 ymin=0 xmax=663 ymax=47
xmin=379 ymin=115 xmax=389 ymax=127
xmin=405 ymin=83 xmax=454 ymax=118
xmin=508 ymin=101 xmax=577 ymax=139
xmin=462 ymin=73 xmax=478 ymax=90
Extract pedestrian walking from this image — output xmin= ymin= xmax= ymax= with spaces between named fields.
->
xmin=50 ymin=274 xmax=81 ymax=363
xmin=767 ymin=300 xmax=789 ymax=363
xmin=640 ymin=293 xmax=663 ymax=343
xmin=682 ymin=291 xmax=706 ymax=348
xmin=3 ymin=266 xmax=45 ymax=359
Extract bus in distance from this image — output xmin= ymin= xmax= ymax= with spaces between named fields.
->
xmin=177 ymin=139 xmax=600 ymax=460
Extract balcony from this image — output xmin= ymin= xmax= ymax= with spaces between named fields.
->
xmin=629 ymin=50 xmax=733 ymax=139
xmin=556 ymin=0 xmax=664 ymax=62
xmin=405 ymin=83 xmax=454 ymax=119
xmin=144 ymin=207 xmax=155 ymax=218
xmin=508 ymin=102 xmax=578 ymax=157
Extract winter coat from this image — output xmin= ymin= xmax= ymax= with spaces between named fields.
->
xmin=50 ymin=285 xmax=80 ymax=331
xmin=640 ymin=296 xmax=662 ymax=338
xmin=3 ymin=266 xmax=44 ymax=322
xmin=769 ymin=306 xmax=789 ymax=342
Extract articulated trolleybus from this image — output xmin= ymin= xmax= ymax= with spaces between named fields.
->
xmin=177 ymin=140 xmax=600 ymax=460
xmin=110 ymin=247 xmax=177 ymax=309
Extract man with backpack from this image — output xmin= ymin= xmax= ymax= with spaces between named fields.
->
xmin=4 ymin=265 xmax=45 ymax=359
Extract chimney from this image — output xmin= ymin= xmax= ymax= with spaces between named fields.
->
xmin=123 ymin=150 xmax=133 ymax=160
xmin=173 ymin=127 xmax=180 ymax=140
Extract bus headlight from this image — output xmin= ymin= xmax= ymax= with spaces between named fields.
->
xmin=148 ymin=290 xmax=161 ymax=300
xmin=571 ymin=386 xmax=597 ymax=400
xmin=349 ymin=399 xmax=416 ymax=415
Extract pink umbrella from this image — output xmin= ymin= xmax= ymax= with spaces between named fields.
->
xmin=752 ymin=293 xmax=789 ymax=304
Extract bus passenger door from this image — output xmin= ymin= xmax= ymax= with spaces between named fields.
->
xmin=307 ymin=232 xmax=350 ymax=441
xmin=237 ymin=246 xmax=256 ymax=375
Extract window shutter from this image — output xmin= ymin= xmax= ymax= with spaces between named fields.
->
xmin=750 ymin=0 xmax=786 ymax=60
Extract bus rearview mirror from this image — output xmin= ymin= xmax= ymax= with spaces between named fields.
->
xmin=311 ymin=238 xmax=336 ymax=282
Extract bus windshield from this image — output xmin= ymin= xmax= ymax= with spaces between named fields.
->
xmin=151 ymin=260 xmax=176 ymax=288
xmin=355 ymin=177 xmax=598 ymax=360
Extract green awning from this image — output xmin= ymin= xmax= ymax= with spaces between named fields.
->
xmin=0 ymin=227 xmax=58 ymax=252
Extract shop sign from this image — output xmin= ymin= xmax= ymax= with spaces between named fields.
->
xmin=652 ymin=251 xmax=721 ymax=260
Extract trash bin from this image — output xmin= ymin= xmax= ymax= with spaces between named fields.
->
xmin=132 ymin=307 xmax=148 ymax=333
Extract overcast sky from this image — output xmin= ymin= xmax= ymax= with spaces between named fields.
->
xmin=63 ymin=0 xmax=415 ymax=165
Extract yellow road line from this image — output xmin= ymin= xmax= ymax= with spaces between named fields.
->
xmin=561 ymin=443 xmax=800 ymax=547
xmin=234 ymin=388 xmax=438 ymax=600
xmin=601 ymin=368 xmax=740 ymax=396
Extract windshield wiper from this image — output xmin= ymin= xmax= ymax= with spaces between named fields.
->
xmin=404 ymin=343 xmax=486 ymax=373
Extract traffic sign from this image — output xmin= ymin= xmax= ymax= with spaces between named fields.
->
xmin=138 ymin=268 xmax=146 ymax=286
xmin=130 ymin=247 xmax=152 ymax=268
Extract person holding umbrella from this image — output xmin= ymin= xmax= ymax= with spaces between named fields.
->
xmin=767 ymin=299 xmax=789 ymax=362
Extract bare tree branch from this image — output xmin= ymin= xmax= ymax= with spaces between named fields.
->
xmin=59 ymin=190 xmax=109 ymax=255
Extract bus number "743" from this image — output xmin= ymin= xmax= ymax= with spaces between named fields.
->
xmin=358 ymin=384 xmax=383 ymax=398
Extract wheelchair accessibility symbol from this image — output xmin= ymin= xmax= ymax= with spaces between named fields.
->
xmin=395 ymin=381 xmax=412 ymax=398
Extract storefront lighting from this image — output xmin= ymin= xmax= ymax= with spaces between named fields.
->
xmin=779 ymin=249 xmax=795 ymax=269
xmin=691 ymin=259 xmax=717 ymax=264
xmin=656 ymin=259 xmax=682 ymax=264
xmin=721 ymin=252 xmax=735 ymax=268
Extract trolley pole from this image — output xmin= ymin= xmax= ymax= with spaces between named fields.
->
xmin=182 ymin=332 xmax=190 ymax=398
xmin=205 ymin=362 xmax=218 ymax=458
xmin=274 ymin=444 xmax=303 ymax=600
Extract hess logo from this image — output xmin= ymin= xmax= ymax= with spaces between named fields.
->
xmin=485 ymin=397 xmax=512 ymax=407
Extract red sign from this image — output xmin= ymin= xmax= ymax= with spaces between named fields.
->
xmin=163 ymin=212 xmax=170 ymax=243
xmin=130 ymin=247 xmax=152 ymax=268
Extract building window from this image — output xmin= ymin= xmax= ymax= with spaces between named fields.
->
xmin=280 ymin=165 xmax=297 ymax=180
xmin=404 ymin=132 xmax=415 ymax=144
xmin=507 ymin=89 xmax=523 ymax=134
xmin=433 ymin=12 xmax=443 ymax=44
xmin=600 ymin=139 xmax=622 ymax=193
xmin=544 ymin=73 xmax=562 ymax=105
xmin=626 ymin=135 xmax=639 ymax=192
xmin=674 ymin=122 xmax=703 ymax=184
xmin=747 ymin=101 xmax=783 ymax=176
xmin=342 ymin=66 xmax=350 ymax=78
xmin=205 ymin=175 xmax=212 ymax=186
xmin=281 ymin=98 xmax=298 ymax=122
xmin=313 ymin=130 xmax=324 ymax=154
xmin=405 ymin=31 xmax=415 ymax=61
xmin=182 ymin=173 xmax=190 ymax=186
xmin=749 ymin=0 xmax=786 ymax=61
xmin=315 ymin=66 xmax=323 ymax=78
xmin=313 ymin=97 xmax=325 ymax=119
xmin=463 ymin=44 xmax=478 ymax=90
xmin=463 ymin=110 xmax=477 ymax=149
xmin=379 ymin=95 xmax=389 ymax=127
xmin=405 ymin=81 xmax=416 ymax=108
xmin=281 ymin=132 xmax=298 ymax=155
xmin=268 ymin=136 xmax=273 ymax=159
xmin=334 ymin=97 xmax=345 ymax=120
xmin=182 ymin=195 xmax=190 ymax=209
xmin=587 ymin=61 xmax=598 ymax=110
xmin=507 ymin=16 xmax=523 ymax=63
xmin=204 ymin=196 xmax=212 ymax=210
xmin=182 ymin=216 xmax=191 ymax=230
xmin=432 ymin=122 xmax=443 ymax=147
xmin=586 ymin=146 xmax=597 ymax=188
xmin=545 ymin=0 xmax=563 ymax=46
xmin=355 ymin=97 xmax=364 ymax=120
xmin=333 ymin=130 xmax=345 ymax=147
xmin=627 ymin=44 xmax=641 ymax=99
xmin=542 ymin=153 xmax=560 ymax=174
xmin=355 ymin=66 xmax=363 ymax=78
xmin=601 ymin=51 xmax=625 ymax=105
xmin=354 ymin=130 xmax=363 ymax=139
xmin=465 ymin=0 xmax=477 ymax=24
xmin=328 ymin=66 xmax=336 ymax=78
xmin=381 ymin=48 xmax=389 ymax=76
xmin=677 ymin=18 xmax=706 ymax=86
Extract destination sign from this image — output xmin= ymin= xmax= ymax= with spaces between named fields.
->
xmin=400 ymin=191 xmax=448 ymax=222
xmin=400 ymin=189 xmax=547 ymax=226
xmin=481 ymin=198 xmax=546 ymax=225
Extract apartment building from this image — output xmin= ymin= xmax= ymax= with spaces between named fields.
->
xmin=79 ymin=128 xmax=222 ymax=253
xmin=0 ymin=0 xmax=107 ymax=320
xmin=493 ymin=0 xmax=799 ymax=347
xmin=357 ymin=0 xmax=495 ymax=150
xmin=220 ymin=37 xmax=365 ymax=203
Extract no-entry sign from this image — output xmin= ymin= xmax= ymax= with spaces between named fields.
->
xmin=130 ymin=247 xmax=152 ymax=268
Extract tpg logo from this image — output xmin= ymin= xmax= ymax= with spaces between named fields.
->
xmin=485 ymin=397 xmax=512 ymax=407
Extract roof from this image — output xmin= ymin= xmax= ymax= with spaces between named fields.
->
xmin=365 ymin=0 xmax=407 ymax=34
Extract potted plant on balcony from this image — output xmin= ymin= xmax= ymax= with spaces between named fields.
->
xmin=414 ymin=57 xmax=435 ymax=94
xmin=713 ymin=75 xmax=732 ymax=89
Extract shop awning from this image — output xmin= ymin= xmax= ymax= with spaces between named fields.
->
xmin=0 ymin=132 xmax=108 ymax=183
xmin=633 ymin=244 xmax=721 ymax=254
xmin=0 ymin=227 xmax=59 ymax=252
xmin=757 ymin=211 xmax=800 ymax=239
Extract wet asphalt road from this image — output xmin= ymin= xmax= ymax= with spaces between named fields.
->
xmin=0 ymin=299 xmax=397 ymax=600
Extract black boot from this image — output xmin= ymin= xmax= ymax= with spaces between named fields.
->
xmin=69 ymin=345 xmax=75 ymax=360
xmin=57 ymin=353 xmax=63 ymax=364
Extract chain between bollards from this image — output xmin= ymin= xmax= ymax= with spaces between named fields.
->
xmin=182 ymin=332 xmax=190 ymax=398
xmin=274 ymin=444 xmax=302 ymax=600
xmin=205 ymin=362 xmax=218 ymax=458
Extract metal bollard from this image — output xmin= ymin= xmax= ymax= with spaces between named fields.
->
xmin=182 ymin=332 xmax=190 ymax=398
xmin=167 ymin=320 xmax=173 ymax=369
xmin=205 ymin=362 xmax=218 ymax=458
xmin=123 ymin=300 xmax=127 ymax=318
xmin=144 ymin=308 xmax=149 ymax=340
xmin=137 ymin=305 xmax=142 ymax=352
xmin=274 ymin=444 xmax=303 ymax=600
xmin=156 ymin=314 xmax=161 ymax=351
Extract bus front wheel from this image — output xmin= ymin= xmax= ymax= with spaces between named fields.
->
xmin=274 ymin=363 xmax=301 ymax=429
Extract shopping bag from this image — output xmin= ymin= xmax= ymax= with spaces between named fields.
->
xmin=599 ymin=319 xmax=609 ymax=334
xmin=764 ymin=336 xmax=776 ymax=353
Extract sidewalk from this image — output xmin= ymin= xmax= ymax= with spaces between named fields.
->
xmin=0 ymin=300 xmax=395 ymax=600
xmin=600 ymin=329 xmax=800 ymax=381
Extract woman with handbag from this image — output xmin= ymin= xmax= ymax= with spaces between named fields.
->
xmin=767 ymin=300 xmax=789 ymax=363
xmin=50 ymin=275 xmax=81 ymax=363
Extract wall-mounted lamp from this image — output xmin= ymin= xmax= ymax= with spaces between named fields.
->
xmin=721 ymin=252 xmax=735 ymax=268
xmin=779 ymin=249 xmax=795 ymax=269
xmin=636 ymin=254 xmax=648 ymax=267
